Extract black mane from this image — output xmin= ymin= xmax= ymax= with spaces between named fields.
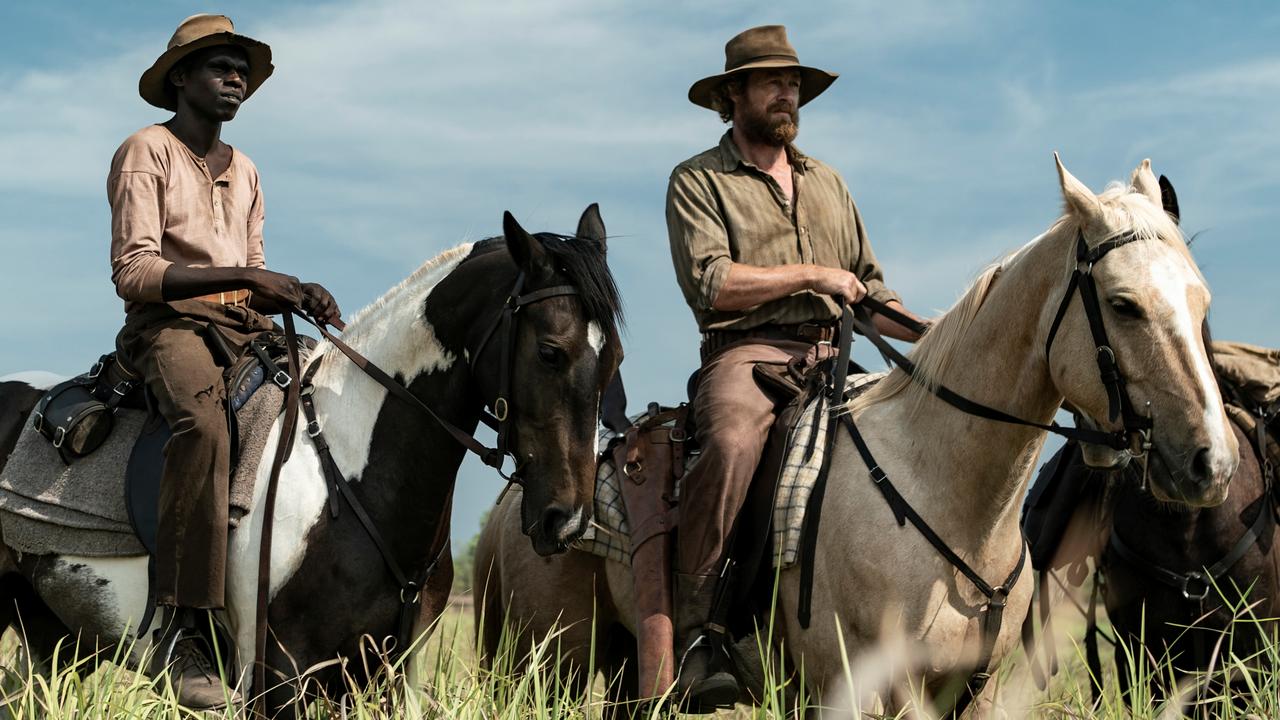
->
xmin=471 ymin=232 xmax=624 ymax=338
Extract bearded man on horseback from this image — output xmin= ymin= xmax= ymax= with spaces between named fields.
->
xmin=666 ymin=25 xmax=929 ymax=706
xmin=108 ymin=14 xmax=338 ymax=708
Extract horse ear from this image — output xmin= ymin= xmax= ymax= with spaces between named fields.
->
xmin=1158 ymin=174 xmax=1180 ymax=224
xmin=1054 ymin=152 xmax=1103 ymax=229
xmin=503 ymin=211 xmax=547 ymax=273
xmin=1130 ymin=158 xmax=1162 ymax=207
xmin=576 ymin=203 xmax=607 ymax=249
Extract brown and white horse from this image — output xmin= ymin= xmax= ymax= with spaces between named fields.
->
xmin=475 ymin=158 xmax=1237 ymax=715
xmin=0 ymin=206 xmax=622 ymax=711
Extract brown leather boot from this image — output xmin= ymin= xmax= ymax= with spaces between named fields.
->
xmin=152 ymin=609 xmax=241 ymax=710
xmin=674 ymin=573 xmax=739 ymax=712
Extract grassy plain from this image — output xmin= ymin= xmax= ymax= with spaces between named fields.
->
xmin=0 ymin=592 xmax=1276 ymax=718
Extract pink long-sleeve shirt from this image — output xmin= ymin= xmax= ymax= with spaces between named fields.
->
xmin=108 ymin=124 xmax=265 ymax=311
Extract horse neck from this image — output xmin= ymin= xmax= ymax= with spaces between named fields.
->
xmin=880 ymin=231 xmax=1071 ymax=544
xmin=303 ymin=245 xmax=487 ymax=544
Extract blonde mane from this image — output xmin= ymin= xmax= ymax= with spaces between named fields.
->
xmin=848 ymin=180 xmax=1190 ymax=418
xmin=331 ymin=242 xmax=476 ymax=345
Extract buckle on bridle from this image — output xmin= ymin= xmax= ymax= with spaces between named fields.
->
xmin=493 ymin=397 xmax=509 ymax=422
xmin=1181 ymin=571 xmax=1211 ymax=601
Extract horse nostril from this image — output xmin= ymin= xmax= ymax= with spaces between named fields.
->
xmin=1191 ymin=447 xmax=1213 ymax=486
xmin=540 ymin=504 xmax=584 ymax=545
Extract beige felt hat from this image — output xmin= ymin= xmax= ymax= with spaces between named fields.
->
xmin=688 ymin=25 xmax=838 ymax=110
xmin=139 ymin=14 xmax=273 ymax=111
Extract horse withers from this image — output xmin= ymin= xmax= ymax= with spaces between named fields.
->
xmin=475 ymin=157 xmax=1237 ymax=716
xmin=0 ymin=205 xmax=622 ymax=712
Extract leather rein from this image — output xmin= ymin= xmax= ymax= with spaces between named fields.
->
xmin=251 ymin=272 xmax=578 ymax=708
xmin=798 ymin=228 xmax=1156 ymax=713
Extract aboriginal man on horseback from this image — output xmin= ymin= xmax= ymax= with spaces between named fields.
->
xmin=666 ymin=25 xmax=929 ymax=706
xmin=108 ymin=14 xmax=338 ymax=708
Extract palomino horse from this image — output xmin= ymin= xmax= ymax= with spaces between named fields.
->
xmin=475 ymin=158 xmax=1238 ymax=715
xmin=0 ymin=206 xmax=622 ymax=710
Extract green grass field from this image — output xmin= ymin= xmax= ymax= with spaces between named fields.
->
xmin=0 ymin=590 xmax=1276 ymax=719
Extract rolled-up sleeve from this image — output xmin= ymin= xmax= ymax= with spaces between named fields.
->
xmin=667 ymin=168 xmax=732 ymax=312
xmin=847 ymin=192 xmax=900 ymax=305
xmin=109 ymin=169 xmax=172 ymax=303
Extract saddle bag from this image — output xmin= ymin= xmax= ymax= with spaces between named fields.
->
xmin=32 ymin=354 xmax=140 ymax=464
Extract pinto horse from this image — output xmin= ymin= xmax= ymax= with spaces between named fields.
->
xmin=0 ymin=205 xmax=622 ymax=710
xmin=475 ymin=158 xmax=1238 ymax=716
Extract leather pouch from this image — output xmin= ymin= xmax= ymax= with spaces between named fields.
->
xmin=31 ymin=354 xmax=138 ymax=464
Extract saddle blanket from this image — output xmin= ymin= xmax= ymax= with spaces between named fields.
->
xmin=0 ymin=382 xmax=283 ymax=558
xmin=575 ymin=371 xmax=885 ymax=569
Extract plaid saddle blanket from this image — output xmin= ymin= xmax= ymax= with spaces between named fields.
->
xmin=575 ymin=371 xmax=885 ymax=569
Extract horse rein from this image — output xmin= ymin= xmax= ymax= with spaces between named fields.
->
xmin=852 ymin=228 xmax=1156 ymax=456
xmin=251 ymin=271 xmax=578 ymax=709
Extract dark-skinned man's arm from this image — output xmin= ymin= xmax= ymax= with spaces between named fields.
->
xmin=160 ymin=265 xmax=341 ymax=325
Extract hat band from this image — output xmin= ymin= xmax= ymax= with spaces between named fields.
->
xmin=726 ymin=53 xmax=800 ymax=71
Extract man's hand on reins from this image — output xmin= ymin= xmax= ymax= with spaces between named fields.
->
xmin=300 ymin=283 xmax=341 ymax=326
xmin=808 ymin=266 xmax=868 ymax=305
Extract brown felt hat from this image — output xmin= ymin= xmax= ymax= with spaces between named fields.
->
xmin=688 ymin=25 xmax=838 ymax=111
xmin=139 ymin=14 xmax=274 ymax=111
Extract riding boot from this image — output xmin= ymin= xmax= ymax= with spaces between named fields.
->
xmin=149 ymin=607 xmax=241 ymax=710
xmin=674 ymin=572 xmax=740 ymax=712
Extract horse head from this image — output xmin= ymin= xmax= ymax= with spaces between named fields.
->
xmin=475 ymin=205 xmax=623 ymax=555
xmin=1048 ymin=155 xmax=1238 ymax=506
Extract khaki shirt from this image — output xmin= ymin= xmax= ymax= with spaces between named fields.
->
xmin=667 ymin=131 xmax=899 ymax=332
xmin=108 ymin=124 xmax=266 ymax=309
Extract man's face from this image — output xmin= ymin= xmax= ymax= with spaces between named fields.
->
xmin=170 ymin=45 xmax=251 ymax=121
xmin=733 ymin=68 xmax=801 ymax=147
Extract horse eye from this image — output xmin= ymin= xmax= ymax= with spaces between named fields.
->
xmin=1109 ymin=297 xmax=1143 ymax=319
xmin=537 ymin=344 xmax=561 ymax=366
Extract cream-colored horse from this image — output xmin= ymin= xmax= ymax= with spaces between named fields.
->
xmin=474 ymin=157 xmax=1238 ymax=715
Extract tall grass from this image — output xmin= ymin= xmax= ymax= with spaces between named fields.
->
xmin=0 ymin=589 xmax=1275 ymax=719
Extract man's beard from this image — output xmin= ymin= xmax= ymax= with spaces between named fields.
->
xmin=740 ymin=100 xmax=799 ymax=147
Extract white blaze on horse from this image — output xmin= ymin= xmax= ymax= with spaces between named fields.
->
xmin=0 ymin=205 xmax=622 ymax=711
xmin=476 ymin=157 xmax=1237 ymax=715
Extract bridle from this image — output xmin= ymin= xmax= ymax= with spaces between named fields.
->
xmin=468 ymin=271 xmax=581 ymax=483
xmin=251 ymin=269 xmax=579 ymax=710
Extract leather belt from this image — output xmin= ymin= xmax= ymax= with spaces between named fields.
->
xmin=701 ymin=321 xmax=836 ymax=361
xmin=193 ymin=289 xmax=252 ymax=307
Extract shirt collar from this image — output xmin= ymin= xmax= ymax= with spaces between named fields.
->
xmin=718 ymin=130 xmax=811 ymax=175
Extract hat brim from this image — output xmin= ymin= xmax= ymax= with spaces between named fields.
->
xmin=139 ymin=32 xmax=274 ymax=111
xmin=688 ymin=61 xmax=838 ymax=111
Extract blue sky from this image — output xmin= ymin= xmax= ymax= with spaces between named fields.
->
xmin=3 ymin=2 xmax=1278 ymax=547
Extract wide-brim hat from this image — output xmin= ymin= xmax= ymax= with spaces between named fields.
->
xmin=139 ymin=14 xmax=274 ymax=111
xmin=688 ymin=25 xmax=837 ymax=111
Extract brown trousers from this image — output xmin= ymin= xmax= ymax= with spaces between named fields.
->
xmin=116 ymin=300 xmax=274 ymax=608
xmin=678 ymin=338 xmax=833 ymax=577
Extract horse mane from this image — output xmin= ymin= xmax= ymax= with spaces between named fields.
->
xmin=848 ymin=179 xmax=1191 ymax=418
xmin=469 ymin=232 xmax=625 ymax=338
xmin=338 ymin=242 xmax=479 ymax=342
